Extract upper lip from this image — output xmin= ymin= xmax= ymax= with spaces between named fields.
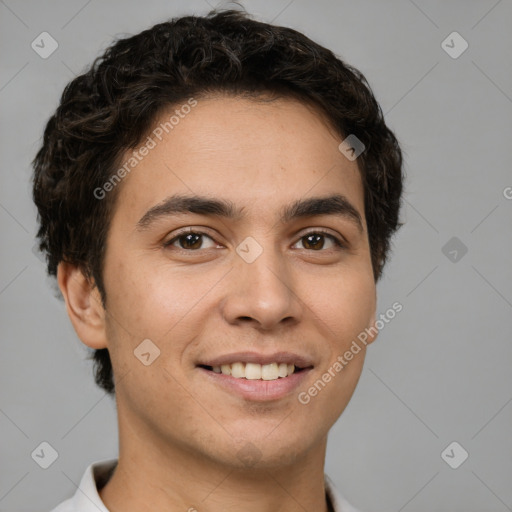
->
xmin=198 ymin=351 xmax=315 ymax=368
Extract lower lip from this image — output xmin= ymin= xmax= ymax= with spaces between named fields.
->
xmin=198 ymin=367 xmax=312 ymax=402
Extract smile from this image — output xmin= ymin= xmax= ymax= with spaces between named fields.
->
xmin=200 ymin=362 xmax=300 ymax=381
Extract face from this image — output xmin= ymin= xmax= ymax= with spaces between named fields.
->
xmin=96 ymin=95 xmax=377 ymax=469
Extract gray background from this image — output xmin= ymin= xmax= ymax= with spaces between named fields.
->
xmin=1 ymin=0 xmax=511 ymax=511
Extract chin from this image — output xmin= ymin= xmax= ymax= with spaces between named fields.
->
xmin=201 ymin=425 xmax=325 ymax=471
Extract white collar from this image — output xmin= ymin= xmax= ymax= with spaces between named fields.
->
xmin=51 ymin=458 xmax=361 ymax=512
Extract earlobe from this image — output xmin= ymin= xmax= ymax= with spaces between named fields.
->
xmin=57 ymin=262 xmax=108 ymax=350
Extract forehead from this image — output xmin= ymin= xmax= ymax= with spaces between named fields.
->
xmin=112 ymin=95 xmax=365 ymax=227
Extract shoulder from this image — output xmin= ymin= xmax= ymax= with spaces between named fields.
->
xmin=47 ymin=458 xmax=117 ymax=512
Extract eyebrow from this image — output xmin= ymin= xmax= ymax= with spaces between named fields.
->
xmin=136 ymin=193 xmax=364 ymax=232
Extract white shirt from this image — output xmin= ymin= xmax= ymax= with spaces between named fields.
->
xmin=50 ymin=458 xmax=361 ymax=512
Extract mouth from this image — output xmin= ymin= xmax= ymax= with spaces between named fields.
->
xmin=196 ymin=354 xmax=314 ymax=402
xmin=198 ymin=362 xmax=309 ymax=381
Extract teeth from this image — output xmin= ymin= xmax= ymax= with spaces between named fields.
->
xmin=261 ymin=363 xmax=279 ymax=380
xmin=245 ymin=363 xmax=262 ymax=380
xmin=213 ymin=362 xmax=296 ymax=380
xmin=231 ymin=362 xmax=245 ymax=378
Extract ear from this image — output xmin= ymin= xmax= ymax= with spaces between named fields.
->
xmin=57 ymin=262 xmax=108 ymax=349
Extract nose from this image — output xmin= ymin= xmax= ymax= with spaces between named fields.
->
xmin=221 ymin=241 xmax=302 ymax=331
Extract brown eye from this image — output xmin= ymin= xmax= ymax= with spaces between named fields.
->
xmin=294 ymin=231 xmax=344 ymax=251
xmin=302 ymin=233 xmax=325 ymax=250
xmin=165 ymin=231 xmax=216 ymax=250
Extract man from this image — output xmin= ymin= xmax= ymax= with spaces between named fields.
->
xmin=33 ymin=9 xmax=403 ymax=512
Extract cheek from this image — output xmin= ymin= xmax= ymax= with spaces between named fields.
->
xmin=103 ymin=257 xmax=228 ymax=358
xmin=105 ymin=258 xmax=182 ymax=332
xmin=309 ymin=267 xmax=376 ymax=346
xmin=297 ymin=273 xmax=373 ymax=430
xmin=301 ymin=267 xmax=374 ymax=402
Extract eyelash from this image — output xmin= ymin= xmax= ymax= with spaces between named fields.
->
xmin=163 ymin=228 xmax=345 ymax=252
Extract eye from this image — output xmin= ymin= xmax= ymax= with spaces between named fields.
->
xmin=164 ymin=229 xmax=218 ymax=251
xmin=293 ymin=230 xmax=345 ymax=251
xmin=163 ymin=228 xmax=345 ymax=253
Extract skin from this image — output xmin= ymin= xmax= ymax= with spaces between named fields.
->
xmin=58 ymin=95 xmax=378 ymax=512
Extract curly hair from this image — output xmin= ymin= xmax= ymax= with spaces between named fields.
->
xmin=32 ymin=9 xmax=404 ymax=395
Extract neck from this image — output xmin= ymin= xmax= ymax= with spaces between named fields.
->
xmin=99 ymin=409 xmax=330 ymax=512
